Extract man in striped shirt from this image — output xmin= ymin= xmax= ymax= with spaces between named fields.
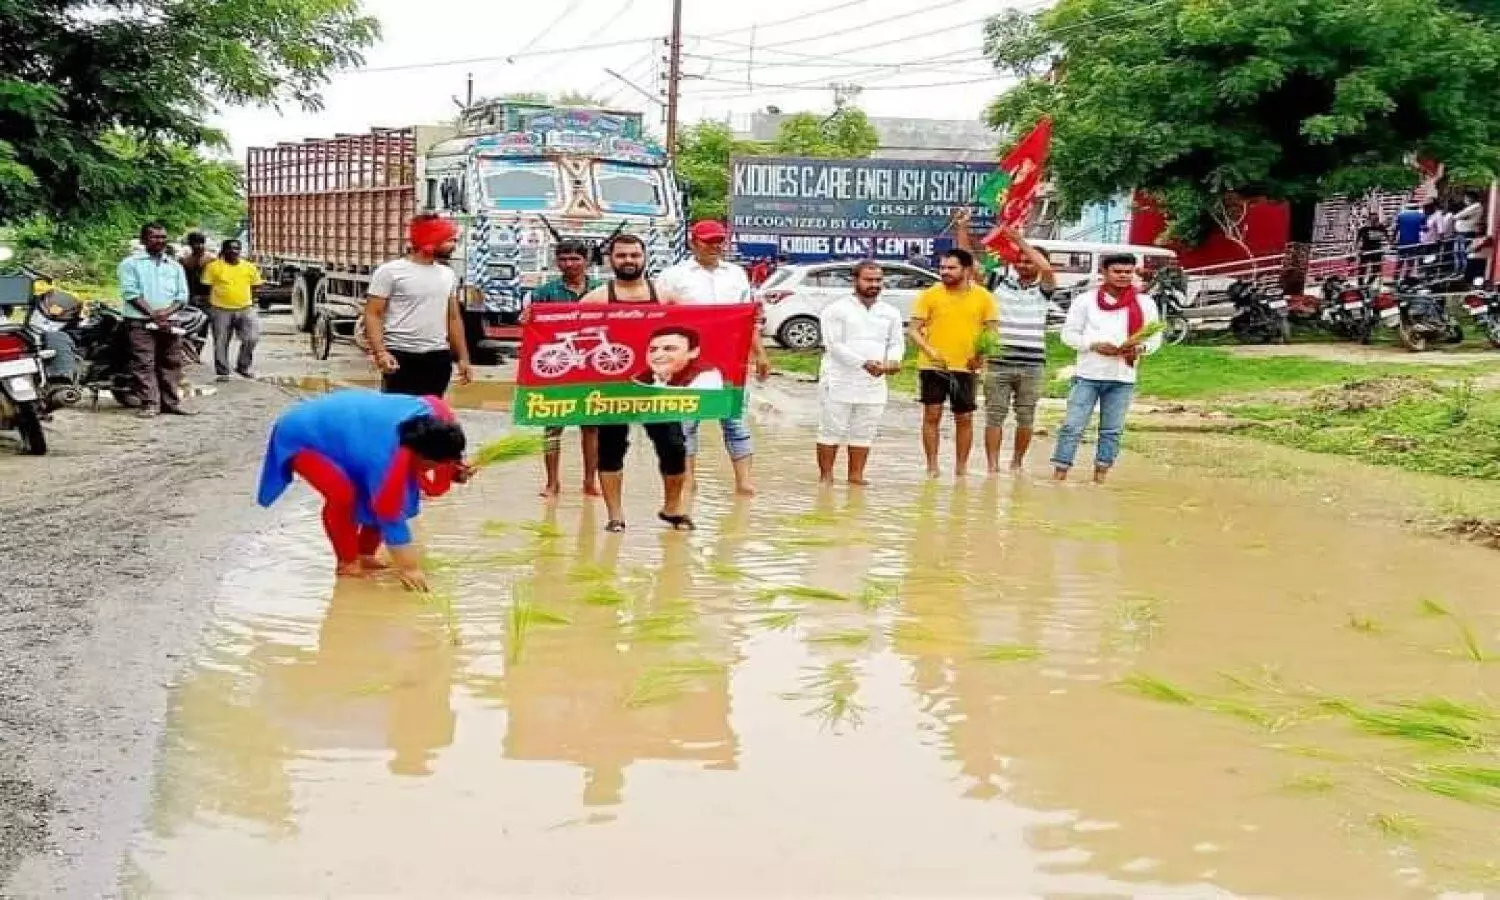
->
xmin=955 ymin=215 xmax=1056 ymax=472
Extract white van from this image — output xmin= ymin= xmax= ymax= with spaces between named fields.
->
xmin=1026 ymin=239 xmax=1179 ymax=290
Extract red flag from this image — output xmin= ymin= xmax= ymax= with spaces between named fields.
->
xmin=982 ymin=117 xmax=1053 ymax=261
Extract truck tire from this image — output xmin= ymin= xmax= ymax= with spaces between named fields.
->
xmin=291 ymin=275 xmax=317 ymax=334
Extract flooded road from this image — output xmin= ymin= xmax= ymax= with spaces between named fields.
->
xmin=127 ymin=391 xmax=1499 ymax=898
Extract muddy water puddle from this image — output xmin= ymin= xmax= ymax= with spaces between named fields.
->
xmin=270 ymin=375 xmax=518 ymax=411
xmin=129 ymin=409 xmax=1500 ymax=898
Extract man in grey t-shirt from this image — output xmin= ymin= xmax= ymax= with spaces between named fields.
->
xmin=365 ymin=215 xmax=473 ymax=397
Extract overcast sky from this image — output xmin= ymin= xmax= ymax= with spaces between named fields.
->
xmin=211 ymin=0 xmax=1021 ymax=158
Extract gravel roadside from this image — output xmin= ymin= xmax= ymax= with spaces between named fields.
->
xmin=0 ymin=313 xmax=364 ymax=896
xmin=0 ymin=370 xmax=292 ymax=897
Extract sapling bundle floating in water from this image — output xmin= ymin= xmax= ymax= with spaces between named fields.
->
xmin=473 ymin=431 xmax=547 ymax=468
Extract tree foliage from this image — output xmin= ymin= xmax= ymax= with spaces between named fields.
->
xmin=985 ymin=0 xmax=1500 ymax=244
xmin=1 ymin=0 xmax=378 ymax=264
xmin=675 ymin=110 xmax=881 ymax=221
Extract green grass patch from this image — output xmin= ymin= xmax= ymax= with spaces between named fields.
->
xmin=1240 ymin=378 xmax=1500 ymax=480
xmin=795 ymin=661 xmax=866 ymax=732
xmin=773 ymin=337 xmax=1500 ymax=404
xmin=1369 ymin=812 xmax=1425 ymax=840
xmin=1319 ymin=698 xmax=1488 ymax=749
xmin=1120 ymin=672 xmax=1196 ymax=705
xmin=507 ymin=586 xmax=572 ymax=664
xmin=632 ymin=605 xmax=696 ymax=644
xmin=520 ymin=520 xmax=564 ymax=540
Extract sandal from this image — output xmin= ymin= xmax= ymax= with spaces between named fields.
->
xmin=606 ymin=520 xmax=627 ymax=533
xmin=657 ymin=512 xmax=697 ymax=532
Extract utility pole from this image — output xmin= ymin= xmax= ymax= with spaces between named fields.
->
xmin=465 ymin=72 xmax=474 ymax=108
xmin=665 ymin=0 xmax=684 ymax=157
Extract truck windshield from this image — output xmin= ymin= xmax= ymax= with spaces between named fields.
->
xmin=594 ymin=162 xmax=666 ymax=215
xmin=479 ymin=159 xmax=563 ymax=211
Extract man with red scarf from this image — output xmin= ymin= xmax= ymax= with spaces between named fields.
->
xmin=1052 ymin=253 xmax=1162 ymax=483
xmin=365 ymin=214 xmax=474 ymax=397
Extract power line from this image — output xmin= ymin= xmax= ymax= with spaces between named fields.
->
xmin=680 ymin=50 xmax=991 ymax=69
xmin=687 ymin=15 xmax=994 ymax=66
xmin=752 ymin=0 xmax=975 ymax=51
xmin=694 ymin=0 xmax=873 ymax=39
xmin=353 ymin=36 xmax=661 ymax=74
xmin=515 ymin=0 xmax=585 ymax=56
xmin=533 ymin=0 xmax=642 ymax=84
xmin=688 ymin=72 xmax=1003 ymax=92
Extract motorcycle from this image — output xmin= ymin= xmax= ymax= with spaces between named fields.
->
xmin=1459 ymin=278 xmax=1500 ymax=349
xmin=1318 ymin=275 xmax=1375 ymax=344
xmin=19 ymin=271 xmax=209 ymax=410
xmin=1373 ymin=274 xmax=1463 ymax=352
xmin=0 ymin=245 xmax=51 ymax=454
xmin=1227 ymin=279 xmax=1291 ymax=344
xmin=1147 ymin=265 xmax=1193 ymax=345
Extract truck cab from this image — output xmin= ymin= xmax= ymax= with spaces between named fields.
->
xmin=420 ymin=102 xmax=684 ymax=361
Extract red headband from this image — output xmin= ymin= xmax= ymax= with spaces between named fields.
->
xmin=410 ymin=217 xmax=459 ymax=252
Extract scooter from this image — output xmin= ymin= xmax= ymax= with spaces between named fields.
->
xmin=0 ymin=245 xmax=52 ymax=454
xmin=1459 ymin=278 xmax=1500 ymax=349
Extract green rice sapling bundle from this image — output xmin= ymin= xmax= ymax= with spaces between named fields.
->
xmin=1126 ymin=320 xmax=1165 ymax=346
xmin=974 ymin=330 xmax=1005 ymax=359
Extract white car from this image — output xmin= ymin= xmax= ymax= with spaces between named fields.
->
xmin=757 ymin=262 xmax=938 ymax=349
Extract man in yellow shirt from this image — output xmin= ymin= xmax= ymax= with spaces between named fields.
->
xmin=199 ymin=239 xmax=264 ymax=379
xmin=907 ymin=247 xmax=999 ymax=478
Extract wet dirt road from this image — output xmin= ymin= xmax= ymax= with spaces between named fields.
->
xmin=116 ymin=381 xmax=1500 ymax=899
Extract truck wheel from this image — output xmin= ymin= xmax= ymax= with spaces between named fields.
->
xmin=14 ymin=400 xmax=47 ymax=455
xmin=291 ymin=277 xmax=316 ymax=334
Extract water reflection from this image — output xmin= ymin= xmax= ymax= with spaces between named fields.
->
xmin=131 ymin=401 xmax=1500 ymax=898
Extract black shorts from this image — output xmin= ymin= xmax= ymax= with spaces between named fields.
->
xmin=382 ymin=349 xmax=453 ymax=397
xmin=918 ymin=370 xmax=978 ymax=415
xmin=595 ymin=422 xmax=687 ymax=476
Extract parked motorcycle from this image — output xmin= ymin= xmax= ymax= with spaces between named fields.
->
xmin=0 ymin=245 xmax=51 ymax=454
xmin=1373 ymin=275 xmax=1463 ymax=352
xmin=1459 ymin=279 xmax=1500 ymax=349
xmin=1227 ymin=279 xmax=1291 ymax=344
xmin=1147 ymin=265 xmax=1192 ymax=345
xmin=51 ymin=304 xmax=210 ymax=409
xmin=1318 ymin=275 xmax=1374 ymax=344
xmin=17 ymin=265 xmax=209 ymax=409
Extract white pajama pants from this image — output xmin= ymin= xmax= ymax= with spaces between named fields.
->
xmin=817 ymin=393 xmax=885 ymax=448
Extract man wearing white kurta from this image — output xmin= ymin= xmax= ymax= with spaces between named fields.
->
xmin=1052 ymin=253 xmax=1163 ymax=483
xmin=659 ymin=220 xmax=771 ymax=495
xmin=816 ymin=261 xmax=905 ymax=485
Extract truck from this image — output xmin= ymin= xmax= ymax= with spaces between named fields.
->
xmin=245 ymin=101 xmax=686 ymax=362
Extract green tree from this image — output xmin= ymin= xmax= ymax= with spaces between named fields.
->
xmin=675 ymin=121 xmax=757 ymax=221
xmin=772 ymin=109 xmax=880 ymax=158
xmin=675 ymin=110 xmax=880 ymax=221
xmin=985 ymin=0 xmax=1500 ymax=288
xmin=1 ymin=0 xmax=377 ymax=262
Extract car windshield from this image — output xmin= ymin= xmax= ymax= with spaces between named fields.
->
xmin=479 ymin=158 xmax=563 ymax=211
xmin=594 ymin=162 xmax=666 ymax=215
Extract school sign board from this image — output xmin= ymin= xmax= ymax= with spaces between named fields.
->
xmin=729 ymin=156 xmax=998 ymax=264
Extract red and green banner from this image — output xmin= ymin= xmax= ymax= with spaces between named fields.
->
xmin=514 ymin=303 xmax=758 ymax=427
xmin=980 ymin=116 xmax=1053 ymax=262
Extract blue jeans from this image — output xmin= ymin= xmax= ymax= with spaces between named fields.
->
xmin=1051 ymin=378 xmax=1135 ymax=471
xmin=683 ymin=416 xmax=753 ymax=460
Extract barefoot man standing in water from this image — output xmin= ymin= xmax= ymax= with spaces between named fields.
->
xmin=816 ymin=261 xmax=904 ymax=485
xmin=907 ymin=248 xmax=998 ymax=478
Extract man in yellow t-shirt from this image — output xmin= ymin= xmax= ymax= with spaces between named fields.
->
xmin=200 ymin=239 xmax=265 ymax=380
xmin=907 ymin=248 xmax=999 ymax=478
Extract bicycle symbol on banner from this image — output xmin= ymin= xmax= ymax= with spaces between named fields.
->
xmin=530 ymin=326 xmax=637 ymax=379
